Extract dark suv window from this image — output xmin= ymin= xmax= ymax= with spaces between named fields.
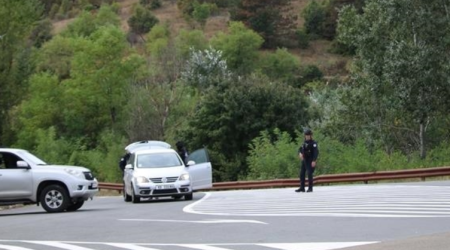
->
xmin=0 ymin=152 xmax=23 ymax=169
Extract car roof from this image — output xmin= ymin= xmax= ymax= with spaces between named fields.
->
xmin=125 ymin=140 xmax=171 ymax=153
xmin=134 ymin=148 xmax=177 ymax=155
xmin=0 ymin=148 xmax=28 ymax=153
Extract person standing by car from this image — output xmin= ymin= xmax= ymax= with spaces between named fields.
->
xmin=295 ymin=129 xmax=319 ymax=193
xmin=119 ymin=150 xmax=131 ymax=172
xmin=176 ymin=141 xmax=189 ymax=165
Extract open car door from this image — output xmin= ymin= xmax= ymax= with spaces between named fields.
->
xmin=187 ymin=148 xmax=212 ymax=190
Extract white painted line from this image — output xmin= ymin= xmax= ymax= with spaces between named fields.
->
xmin=119 ymin=219 xmax=267 ymax=224
xmin=258 ymin=242 xmax=377 ymax=250
xmin=24 ymin=241 xmax=94 ymax=250
xmin=0 ymin=244 xmax=33 ymax=250
xmin=183 ymin=192 xmax=211 ymax=214
xmin=106 ymin=243 xmax=161 ymax=250
xmin=178 ymin=244 xmax=233 ymax=250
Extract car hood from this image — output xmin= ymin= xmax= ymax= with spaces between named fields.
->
xmin=132 ymin=165 xmax=186 ymax=178
xmin=35 ymin=164 xmax=91 ymax=172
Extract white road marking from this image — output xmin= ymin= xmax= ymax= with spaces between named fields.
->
xmin=0 ymin=240 xmax=379 ymax=250
xmin=258 ymin=242 xmax=377 ymax=250
xmin=184 ymin=185 xmax=450 ymax=218
xmin=105 ymin=243 xmax=160 ymax=250
xmin=24 ymin=241 xmax=94 ymax=250
xmin=178 ymin=244 xmax=234 ymax=250
xmin=119 ymin=219 xmax=267 ymax=224
xmin=0 ymin=244 xmax=33 ymax=250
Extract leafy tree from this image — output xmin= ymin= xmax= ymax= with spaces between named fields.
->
xmin=127 ymin=5 xmax=159 ymax=36
xmin=233 ymin=0 xmax=297 ymax=48
xmin=258 ymin=48 xmax=300 ymax=86
xmin=145 ymin=24 xmax=170 ymax=58
xmin=337 ymin=0 xmax=450 ymax=158
xmin=0 ymin=0 xmax=42 ymax=145
xmin=13 ymin=72 xmax=65 ymax=149
xmin=192 ymin=1 xmax=210 ymax=27
xmin=175 ymin=29 xmax=208 ymax=59
xmin=30 ymin=18 xmax=53 ymax=48
xmin=181 ymin=46 xmax=232 ymax=91
xmin=302 ymin=0 xmax=326 ymax=38
xmin=210 ymin=21 xmax=263 ymax=75
xmin=247 ymin=129 xmax=301 ymax=180
xmin=181 ymin=74 xmax=311 ymax=181
xmin=62 ymin=5 xmax=120 ymax=38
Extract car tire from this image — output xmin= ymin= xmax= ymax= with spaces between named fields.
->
xmin=131 ymin=185 xmax=141 ymax=203
xmin=40 ymin=184 xmax=70 ymax=213
xmin=123 ymin=183 xmax=131 ymax=202
xmin=66 ymin=200 xmax=84 ymax=212
xmin=185 ymin=193 xmax=193 ymax=200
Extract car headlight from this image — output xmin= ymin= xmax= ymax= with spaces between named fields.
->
xmin=179 ymin=173 xmax=190 ymax=181
xmin=136 ymin=176 xmax=149 ymax=184
xmin=64 ymin=169 xmax=84 ymax=179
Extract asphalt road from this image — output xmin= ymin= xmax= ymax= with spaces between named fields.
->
xmin=1 ymin=180 xmax=450 ymax=250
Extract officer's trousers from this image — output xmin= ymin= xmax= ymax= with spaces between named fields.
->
xmin=299 ymin=160 xmax=315 ymax=191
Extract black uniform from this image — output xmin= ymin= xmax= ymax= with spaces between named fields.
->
xmin=298 ymin=139 xmax=319 ymax=192
xmin=119 ymin=152 xmax=130 ymax=172
xmin=176 ymin=141 xmax=189 ymax=165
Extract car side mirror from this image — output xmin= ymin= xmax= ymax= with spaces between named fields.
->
xmin=125 ymin=164 xmax=133 ymax=169
xmin=186 ymin=160 xmax=195 ymax=166
xmin=17 ymin=161 xmax=30 ymax=169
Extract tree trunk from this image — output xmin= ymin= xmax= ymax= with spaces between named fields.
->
xmin=419 ymin=122 xmax=426 ymax=159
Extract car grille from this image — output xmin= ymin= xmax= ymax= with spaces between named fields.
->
xmin=153 ymin=189 xmax=178 ymax=194
xmin=83 ymin=172 xmax=95 ymax=180
xmin=150 ymin=177 xmax=178 ymax=183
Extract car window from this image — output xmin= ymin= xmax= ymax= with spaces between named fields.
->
xmin=0 ymin=152 xmax=23 ymax=169
xmin=187 ymin=149 xmax=210 ymax=164
xmin=137 ymin=153 xmax=182 ymax=168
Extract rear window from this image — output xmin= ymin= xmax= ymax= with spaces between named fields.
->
xmin=137 ymin=153 xmax=182 ymax=168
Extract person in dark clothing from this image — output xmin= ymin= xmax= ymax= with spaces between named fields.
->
xmin=119 ymin=151 xmax=130 ymax=172
xmin=295 ymin=129 xmax=319 ymax=193
xmin=176 ymin=141 xmax=189 ymax=165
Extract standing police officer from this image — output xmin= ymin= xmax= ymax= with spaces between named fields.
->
xmin=295 ymin=129 xmax=319 ymax=193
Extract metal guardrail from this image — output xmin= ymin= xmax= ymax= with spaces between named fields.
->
xmin=98 ymin=166 xmax=450 ymax=193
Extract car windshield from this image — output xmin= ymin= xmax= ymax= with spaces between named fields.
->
xmin=21 ymin=151 xmax=47 ymax=165
xmin=137 ymin=153 xmax=182 ymax=168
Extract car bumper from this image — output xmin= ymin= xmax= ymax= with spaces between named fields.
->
xmin=70 ymin=178 xmax=99 ymax=200
xmin=134 ymin=180 xmax=192 ymax=197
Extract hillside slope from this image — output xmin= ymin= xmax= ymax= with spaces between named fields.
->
xmin=52 ymin=0 xmax=349 ymax=77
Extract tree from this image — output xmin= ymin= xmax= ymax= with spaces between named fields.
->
xmin=210 ymin=21 xmax=263 ymax=75
xmin=258 ymin=48 xmax=300 ymax=86
xmin=337 ymin=0 xmax=450 ymax=158
xmin=0 ymin=0 xmax=42 ymax=145
xmin=181 ymin=74 xmax=311 ymax=181
xmin=174 ymin=29 xmax=208 ymax=59
xmin=127 ymin=5 xmax=159 ymax=37
xmin=233 ymin=0 xmax=297 ymax=48
xmin=181 ymin=46 xmax=232 ymax=91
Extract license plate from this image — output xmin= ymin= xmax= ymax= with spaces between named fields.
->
xmin=156 ymin=185 xmax=174 ymax=190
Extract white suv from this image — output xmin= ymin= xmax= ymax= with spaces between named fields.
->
xmin=0 ymin=148 xmax=98 ymax=213
xmin=122 ymin=142 xmax=212 ymax=203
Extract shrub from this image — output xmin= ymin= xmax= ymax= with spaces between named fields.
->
xmin=296 ymin=29 xmax=309 ymax=49
xmin=128 ymin=5 xmax=159 ymax=35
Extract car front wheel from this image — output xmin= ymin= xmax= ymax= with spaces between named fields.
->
xmin=123 ymin=182 xmax=131 ymax=202
xmin=40 ymin=184 xmax=70 ymax=213
xmin=185 ymin=193 xmax=193 ymax=200
xmin=131 ymin=185 xmax=141 ymax=203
